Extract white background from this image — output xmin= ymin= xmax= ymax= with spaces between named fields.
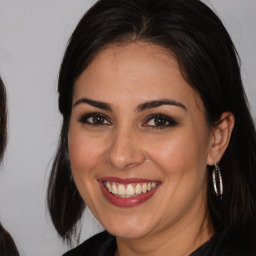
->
xmin=0 ymin=1 xmax=255 ymax=255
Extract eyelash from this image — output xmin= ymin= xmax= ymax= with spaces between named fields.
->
xmin=143 ymin=114 xmax=178 ymax=129
xmin=79 ymin=112 xmax=111 ymax=126
xmin=78 ymin=113 xmax=178 ymax=129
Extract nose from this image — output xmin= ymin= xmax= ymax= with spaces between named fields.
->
xmin=105 ymin=128 xmax=146 ymax=170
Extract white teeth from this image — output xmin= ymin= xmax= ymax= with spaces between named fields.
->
xmin=117 ymin=184 xmax=126 ymax=196
xmin=106 ymin=182 xmax=112 ymax=192
xmin=135 ymin=184 xmax=142 ymax=194
xmin=112 ymin=183 xmax=118 ymax=195
xmin=142 ymin=183 xmax=147 ymax=193
xmin=126 ymin=184 xmax=135 ymax=196
xmin=104 ymin=181 xmax=158 ymax=197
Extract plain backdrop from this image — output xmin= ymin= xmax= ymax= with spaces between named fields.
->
xmin=0 ymin=1 xmax=255 ymax=255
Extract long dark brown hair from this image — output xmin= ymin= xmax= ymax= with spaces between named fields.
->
xmin=47 ymin=0 xmax=256 ymax=249
xmin=0 ymin=76 xmax=19 ymax=256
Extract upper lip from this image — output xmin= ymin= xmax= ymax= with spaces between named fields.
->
xmin=97 ymin=177 xmax=161 ymax=184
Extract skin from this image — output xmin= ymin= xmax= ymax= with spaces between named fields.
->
xmin=68 ymin=42 xmax=234 ymax=256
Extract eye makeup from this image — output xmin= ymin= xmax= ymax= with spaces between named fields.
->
xmin=78 ymin=112 xmax=111 ymax=126
xmin=143 ymin=113 xmax=179 ymax=129
xmin=78 ymin=111 xmax=179 ymax=130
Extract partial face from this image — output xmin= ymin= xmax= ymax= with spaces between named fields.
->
xmin=68 ymin=42 xmax=213 ymax=239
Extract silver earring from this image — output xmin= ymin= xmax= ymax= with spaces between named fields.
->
xmin=212 ymin=162 xmax=223 ymax=199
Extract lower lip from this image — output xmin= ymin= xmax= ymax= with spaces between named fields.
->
xmin=98 ymin=181 xmax=160 ymax=207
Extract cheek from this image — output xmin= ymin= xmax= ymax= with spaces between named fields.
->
xmin=68 ymin=129 xmax=107 ymax=213
xmin=147 ymin=128 xmax=210 ymax=178
xmin=68 ymin=130 xmax=106 ymax=176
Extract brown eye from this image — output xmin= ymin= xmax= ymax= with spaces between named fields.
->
xmin=145 ymin=114 xmax=178 ymax=129
xmin=79 ymin=113 xmax=111 ymax=126
xmin=154 ymin=117 xmax=167 ymax=127
xmin=92 ymin=116 xmax=106 ymax=124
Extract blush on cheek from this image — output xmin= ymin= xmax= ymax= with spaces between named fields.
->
xmin=68 ymin=135 xmax=105 ymax=173
xmin=151 ymin=135 xmax=206 ymax=180
xmin=150 ymin=141 xmax=187 ymax=172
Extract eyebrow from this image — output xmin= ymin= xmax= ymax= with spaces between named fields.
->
xmin=137 ymin=99 xmax=187 ymax=112
xmin=73 ymin=98 xmax=186 ymax=112
xmin=73 ymin=98 xmax=112 ymax=111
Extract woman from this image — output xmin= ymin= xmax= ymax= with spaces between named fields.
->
xmin=0 ymin=77 xmax=19 ymax=256
xmin=47 ymin=0 xmax=256 ymax=255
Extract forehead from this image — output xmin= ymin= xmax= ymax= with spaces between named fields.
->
xmin=73 ymin=42 xmax=203 ymax=112
xmin=83 ymin=42 xmax=179 ymax=82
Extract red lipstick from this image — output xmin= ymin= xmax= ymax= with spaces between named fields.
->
xmin=97 ymin=177 xmax=160 ymax=207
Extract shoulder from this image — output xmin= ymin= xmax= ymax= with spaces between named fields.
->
xmin=63 ymin=231 xmax=116 ymax=256
xmin=191 ymin=228 xmax=256 ymax=256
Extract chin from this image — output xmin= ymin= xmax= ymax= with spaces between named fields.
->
xmin=102 ymin=216 xmax=154 ymax=240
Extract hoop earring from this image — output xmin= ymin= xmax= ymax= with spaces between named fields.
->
xmin=212 ymin=162 xmax=223 ymax=199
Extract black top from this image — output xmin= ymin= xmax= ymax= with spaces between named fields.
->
xmin=63 ymin=230 xmax=256 ymax=256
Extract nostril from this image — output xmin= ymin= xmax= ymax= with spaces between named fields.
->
xmin=123 ymin=162 xmax=140 ymax=170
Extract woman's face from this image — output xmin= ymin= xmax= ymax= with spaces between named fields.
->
xmin=68 ymin=42 xmax=214 ymax=239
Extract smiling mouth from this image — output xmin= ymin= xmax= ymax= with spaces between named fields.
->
xmin=103 ymin=181 xmax=158 ymax=198
xmin=98 ymin=177 xmax=161 ymax=207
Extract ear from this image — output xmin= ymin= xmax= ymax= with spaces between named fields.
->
xmin=207 ymin=112 xmax=235 ymax=165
